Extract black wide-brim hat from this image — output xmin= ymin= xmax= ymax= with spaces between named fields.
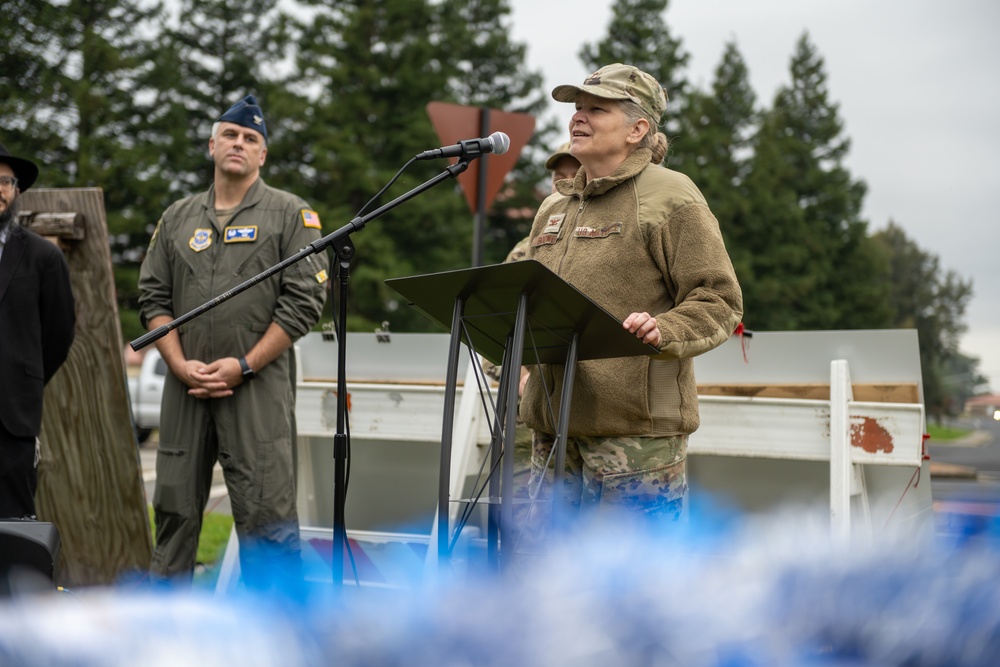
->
xmin=0 ymin=142 xmax=39 ymax=191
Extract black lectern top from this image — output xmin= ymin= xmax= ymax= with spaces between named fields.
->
xmin=386 ymin=260 xmax=658 ymax=366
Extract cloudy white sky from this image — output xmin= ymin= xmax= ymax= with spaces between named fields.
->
xmin=507 ymin=0 xmax=1000 ymax=393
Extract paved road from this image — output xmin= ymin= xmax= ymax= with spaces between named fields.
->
xmin=928 ymin=417 xmax=1000 ymax=512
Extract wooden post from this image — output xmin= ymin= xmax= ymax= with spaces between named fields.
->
xmin=18 ymin=188 xmax=152 ymax=586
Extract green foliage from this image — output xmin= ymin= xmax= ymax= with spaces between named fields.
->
xmin=196 ymin=511 xmax=235 ymax=566
xmin=671 ymin=41 xmax=757 ymax=286
xmin=437 ymin=0 xmax=557 ymax=265
xmin=2 ymin=0 xmax=982 ymax=422
xmin=578 ymin=0 xmax=689 ymax=136
xmin=926 ymin=423 xmax=971 ymax=441
xmin=1 ymin=0 xmax=171 ymax=294
xmin=872 ymin=222 xmax=984 ymax=417
xmin=585 ymin=8 xmax=978 ymax=418
xmin=147 ymin=504 xmax=233 ymax=567
xmin=3 ymin=1 xmax=157 ymax=313
xmin=738 ymin=33 xmax=891 ymax=331
xmin=279 ymin=0 xmax=552 ymax=328
xmin=285 ymin=0 xmax=476 ymax=330
xmin=120 ymin=308 xmax=145 ymax=344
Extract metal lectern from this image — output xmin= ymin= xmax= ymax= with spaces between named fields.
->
xmin=386 ymin=260 xmax=657 ymax=571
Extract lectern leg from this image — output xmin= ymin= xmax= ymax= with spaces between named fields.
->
xmin=437 ymin=297 xmax=465 ymax=570
xmin=498 ymin=292 xmax=529 ymax=571
xmin=551 ymin=333 xmax=578 ymax=531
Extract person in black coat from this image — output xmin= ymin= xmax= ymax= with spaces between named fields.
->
xmin=0 ymin=141 xmax=76 ymax=519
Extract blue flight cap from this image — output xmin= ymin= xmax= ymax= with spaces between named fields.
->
xmin=217 ymin=94 xmax=267 ymax=142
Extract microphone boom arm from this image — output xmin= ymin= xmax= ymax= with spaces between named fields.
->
xmin=131 ymin=158 xmax=473 ymax=351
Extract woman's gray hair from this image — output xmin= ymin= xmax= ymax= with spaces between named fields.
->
xmin=619 ymin=100 xmax=667 ymax=163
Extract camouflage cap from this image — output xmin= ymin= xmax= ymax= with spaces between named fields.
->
xmin=552 ymin=63 xmax=668 ymax=124
xmin=544 ymin=141 xmax=575 ymax=170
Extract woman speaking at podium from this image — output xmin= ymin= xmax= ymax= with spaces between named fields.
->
xmin=520 ymin=63 xmax=743 ymax=530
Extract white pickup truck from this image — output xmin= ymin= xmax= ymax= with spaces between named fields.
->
xmin=126 ymin=348 xmax=165 ymax=443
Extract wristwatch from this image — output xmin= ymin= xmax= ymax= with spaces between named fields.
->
xmin=239 ymin=356 xmax=255 ymax=382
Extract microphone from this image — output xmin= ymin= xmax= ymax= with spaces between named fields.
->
xmin=415 ymin=131 xmax=511 ymax=161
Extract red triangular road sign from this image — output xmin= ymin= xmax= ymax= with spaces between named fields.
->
xmin=426 ymin=101 xmax=536 ymax=214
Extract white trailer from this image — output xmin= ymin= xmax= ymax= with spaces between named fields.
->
xmin=217 ymin=328 xmax=931 ymax=591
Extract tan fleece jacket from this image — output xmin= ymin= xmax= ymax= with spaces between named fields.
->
xmin=520 ymin=148 xmax=743 ymax=437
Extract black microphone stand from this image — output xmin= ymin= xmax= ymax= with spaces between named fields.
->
xmin=131 ymin=157 xmax=474 ymax=592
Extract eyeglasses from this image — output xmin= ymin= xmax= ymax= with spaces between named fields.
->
xmin=0 ymin=176 xmax=18 ymax=191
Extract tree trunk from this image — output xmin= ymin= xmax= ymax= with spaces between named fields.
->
xmin=19 ymin=188 xmax=152 ymax=587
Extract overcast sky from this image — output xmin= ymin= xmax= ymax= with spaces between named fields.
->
xmin=506 ymin=0 xmax=1000 ymax=394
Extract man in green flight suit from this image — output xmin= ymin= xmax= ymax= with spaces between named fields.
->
xmin=138 ymin=95 xmax=328 ymax=587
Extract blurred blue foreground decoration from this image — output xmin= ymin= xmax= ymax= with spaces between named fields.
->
xmin=2 ymin=329 xmax=993 ymax=664
xmin=1 ymin=504 xmax=999 ymax=667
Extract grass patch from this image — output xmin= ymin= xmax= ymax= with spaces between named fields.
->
xmin=147 ymin=505 xmax=234 ymax=565
xmin=197 ymin=512 xmax=235 ymax=565
xmin=927 ymin=423 xmax=971 ymax=441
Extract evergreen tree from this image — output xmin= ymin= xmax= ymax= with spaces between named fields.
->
xmin=438 ymin=0 xmax=544 ymax=112
xmin=739 ymin=113 xmax=813 ymax=329
xmin=436 ymin=0 xmax=556 ymax=265
xmin=670 ymin=41 xmax=757 ymax=293
xmin=142 ymin=0 xmax=300 ymax=195
xmin=742 ymin=33 xmax=890 ymax=331
xmin=578 ymin=0 xmax=689 ymax=136
xmin=1 ymin=0 xmax=64 ymax=152
xmin=105 ymin=0 xmax=302 ymax=339
xmin=288 ymin=0 xmax=551 ymax=330
xmin=1 ymin=0 xmax=164 ymax=210
xmin=287 ymin=0 xmax=482 ymax=331
xmin=1 ymin=0 xmax=169 ymax=339
xmin=872 ymin=222 xmax=980 ymax=419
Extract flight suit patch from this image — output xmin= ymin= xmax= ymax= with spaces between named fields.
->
xmin=189 ymin=228 xmax=213 ymax=252
xmin=149 ymin=219 xmax=162 ymax=250
xmin=224 ymin=226 xmax=258 ymax=242
xmin=302 ymin=209 xmax=321 ymax=229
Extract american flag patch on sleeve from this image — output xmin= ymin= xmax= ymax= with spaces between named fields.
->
xmin=301 ymin=209 xmax=321 ymax=229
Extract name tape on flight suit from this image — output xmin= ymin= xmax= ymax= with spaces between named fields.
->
xmin=224 ymin=226 xmax=258 ymax=243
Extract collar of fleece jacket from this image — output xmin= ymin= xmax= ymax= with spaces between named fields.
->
xmin=554 ymin=147 xmax=653 ymax=199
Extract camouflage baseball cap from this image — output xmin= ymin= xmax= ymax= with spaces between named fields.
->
xmin=552 ymin=63 xmax=668 ymax=123
xmin=544 ymin=141 xmax=574 ymax=170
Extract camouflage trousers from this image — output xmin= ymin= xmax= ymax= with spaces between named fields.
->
xmin=525 ymin=432 xmax=689 ymax=533
xmin=507 ymin=422 xmax=534 ymax=530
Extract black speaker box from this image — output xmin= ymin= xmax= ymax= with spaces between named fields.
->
xmin=0 ymin=520 xmax=61 ymax=584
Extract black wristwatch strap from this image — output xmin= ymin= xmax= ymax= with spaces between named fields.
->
xmin=239 ymin=356 xmax=255 ymax=381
